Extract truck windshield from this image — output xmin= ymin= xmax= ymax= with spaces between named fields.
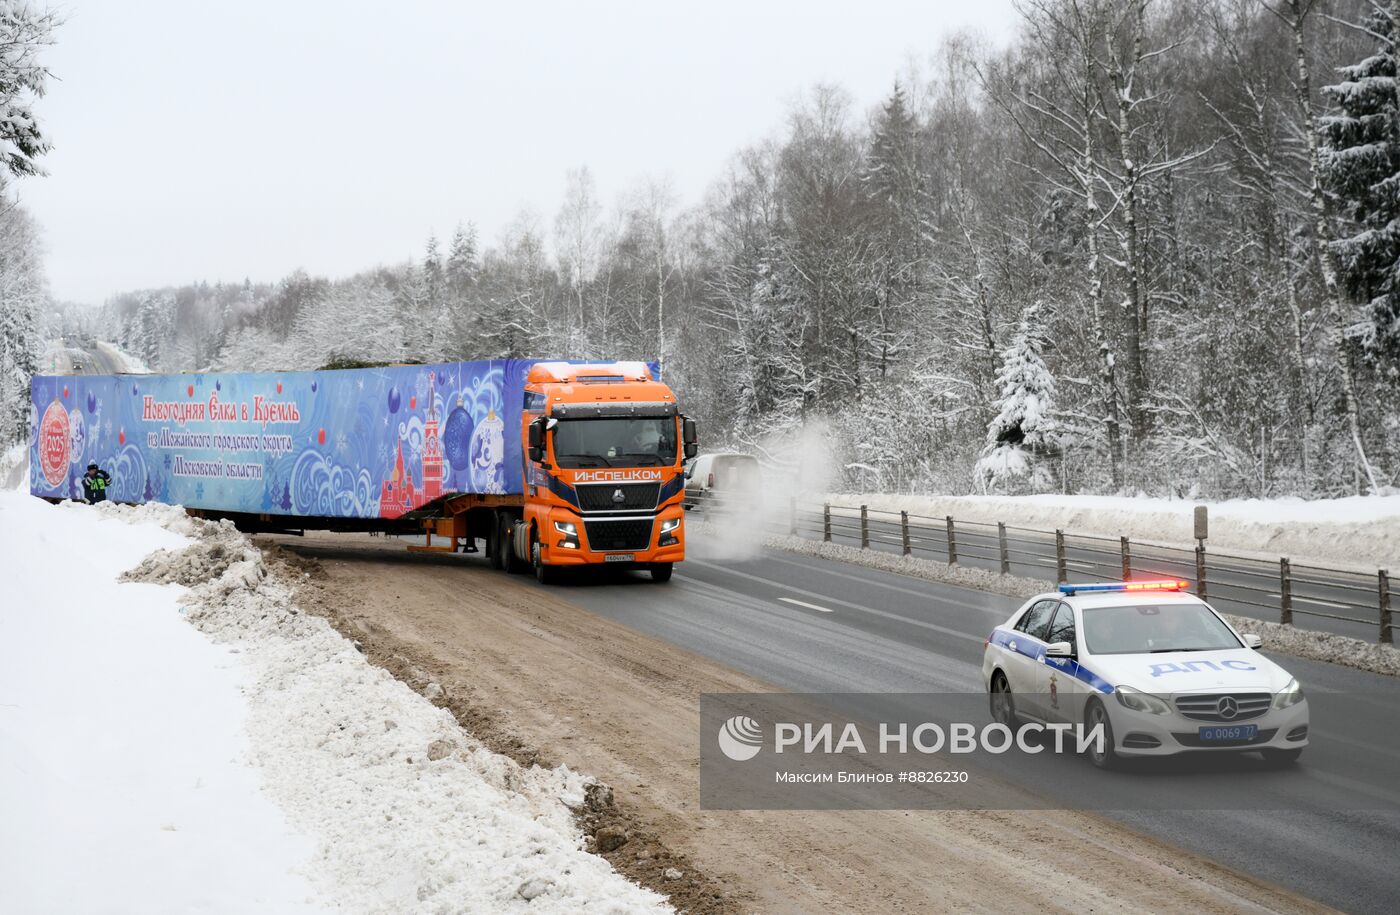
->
xmin=553 ymin=417 xmax=678 ymax=468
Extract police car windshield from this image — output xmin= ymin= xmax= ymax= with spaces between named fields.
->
xmin=553 ymin=417 xmax=677 ymax=469
xmin=1081 ymin=604 xmax=1241 ymax=655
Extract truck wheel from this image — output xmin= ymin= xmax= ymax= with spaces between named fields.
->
xmin=501 ymin=514 xmax=529 ymax=574
xmin=649 ymin=562 xmax=673 ymax=583
xmin=532 ymin=533 xmax=558 ymax=585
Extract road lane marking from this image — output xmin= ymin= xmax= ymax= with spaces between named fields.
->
xmin=686 ymin=559 xmax=985 ymax=644
xmin=778 ymin=596 xmax=833 ymax=613
xmin=1267 ymin=593 xmax=1352 ymax=610
xmin=762 ymin=553 xmax=1007 ymax=617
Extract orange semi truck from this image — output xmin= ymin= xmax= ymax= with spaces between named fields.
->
xmin=28 ymin=358 xmax=697 ymax=583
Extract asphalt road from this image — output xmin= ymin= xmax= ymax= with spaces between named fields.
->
xmin=44 ymin=338 xmax=132 ymax=376
xmin=534 ymin=534 xmax=1400 ymax=915
xmin=775 ymin=502 xmax=1391 ymax=644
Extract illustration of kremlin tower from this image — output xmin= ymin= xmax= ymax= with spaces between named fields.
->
xmin=378 ymin=372 xmax=445 ymax=518
xmin=422 ymin=373 xmax=443 ymax=502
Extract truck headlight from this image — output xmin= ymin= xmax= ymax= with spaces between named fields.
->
xmin=554 ymin=520 xmax=577 ymax=536
xmin=1115 ymin=685 xmax=1171 ymax=715
xmin=660 ymin=517 xmax=681 ymax=533
xmin=1273 ymin=678 xmax=1304 ymax=709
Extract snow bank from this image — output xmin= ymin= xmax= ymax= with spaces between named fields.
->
xmin=0 ymin=441 xmax=25 ymax=491
xmin=114 ymin=505 xmax=670 ymax=913
xmin=0 ymin=493 xmax=324 ymax=913
xmin=826 ymin=492 xmax=1400 ymax=572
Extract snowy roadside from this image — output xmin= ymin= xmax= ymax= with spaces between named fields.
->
xmin=710 ymin=523 xmax=1400 ymax=679
xmin=826 ymin=491 xmax=1400 ymax=572
xmin=1 ymin=492 xmax=670 ymax=914
xmin=0 ymin=441 xmax=25 ymax=491
xmin=0 ymin=493 xmax=324 ymax=912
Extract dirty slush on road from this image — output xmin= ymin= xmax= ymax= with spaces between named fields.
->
xmin=266 ymin=540 xmax=740 ymax=914
xmin=262 ymin=530 xmax=1330 ymax=915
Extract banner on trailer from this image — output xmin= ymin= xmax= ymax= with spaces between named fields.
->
xmin=28 ymin=359 xmax=534 ymax=519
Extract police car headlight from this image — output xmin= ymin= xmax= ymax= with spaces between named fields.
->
xmin=1273 ymin=678 xmax=1304 ymax=710
xmin=553 ymin=520 xmax=577 ymax=536
xmin=660 ymin=517 xmax=681 ymax=534
xmin=1115 ymin=685 xmax=1171 ymax=715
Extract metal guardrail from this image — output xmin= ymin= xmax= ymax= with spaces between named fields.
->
xmin=687 ymin=492 xmax=1395 ymax=645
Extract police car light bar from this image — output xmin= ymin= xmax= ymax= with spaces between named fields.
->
xmin=1058 ymin=580 xmax=1190 ymax=595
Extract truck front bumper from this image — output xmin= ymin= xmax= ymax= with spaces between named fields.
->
xmin=542 ymin=509 xmax=685 ymax=566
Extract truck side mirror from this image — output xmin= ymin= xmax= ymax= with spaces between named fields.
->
xmin=527 ymin=417 xmax=546 ymax=463
xmin=682 ymin=417 xmax=698 ymax=460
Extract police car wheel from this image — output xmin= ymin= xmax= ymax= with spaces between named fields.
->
xmin=1260 ymin=747 xmax=1303 ymax=766
xmin=1085 ymin=699 xmax=1119 ymax=770
xmin=989 ymin=672 xmax=1019 ymax=728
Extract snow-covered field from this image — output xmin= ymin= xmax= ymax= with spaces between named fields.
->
xmin=0 ymin=492 xmax=668 ymax=914
xmin=826 ymin=492 xmax=1400 ymax=571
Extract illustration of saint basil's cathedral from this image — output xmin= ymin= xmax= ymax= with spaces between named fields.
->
xmin=379 ymin=376 xmax=445 ymax=518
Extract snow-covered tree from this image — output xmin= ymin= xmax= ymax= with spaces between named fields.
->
xmin=0 ymin=3 xmax=58 ymax=179
xmin=1321 ymin=2 xmax=1400 ymax=371
xmin=975 ymin=304 xmax=1059 ymax=493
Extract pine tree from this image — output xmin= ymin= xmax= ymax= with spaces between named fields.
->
xmin=445 ymin=223 xmax=479 ymax=294
xmin=975 ymin=304 xmax=1059 ymax=493
xmin=1320 ymin=3 xmax=1400 ymax=370
xmin=861 ymin=84 xmax=926 ymax=383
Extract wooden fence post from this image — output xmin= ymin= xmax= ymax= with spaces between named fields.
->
xmin=860 ymin=505 xmax=869 ymax=549
xmin=822 ymin=504 xmax=831 ymax=542
xmin=1055 ymin=530 xmax=1067 ymax=583
xmin=900 ymin=511 xmax=911 ymax=556
xmin=1280 ymin=558 xmax=1292 ymax=626
xmin=946 ymin=516 xmax=957 ymax=565
xmin=1120 ymin=536 xmax=1131 ymax=582
xmin=998 ymin=522 xmax=1010 ymax=575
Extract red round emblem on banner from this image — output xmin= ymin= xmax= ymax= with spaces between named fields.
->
xmin=39 ymin=400 xmax=70 ymax=486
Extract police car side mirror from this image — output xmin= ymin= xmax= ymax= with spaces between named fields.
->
xmin=1045 ymin=641 xmax=1074 ymax=658
xmin=1242 ymin=633 xmax=1263 ymax=649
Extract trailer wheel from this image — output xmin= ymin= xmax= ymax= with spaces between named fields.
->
xmin=649 ymin=562 xmax=673 ymax=583
xmin=486 ymin=514 xmax=504 ymax=570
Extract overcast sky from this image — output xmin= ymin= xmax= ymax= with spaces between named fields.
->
xmin=23 ymin=0 xmax=1019 ymax=305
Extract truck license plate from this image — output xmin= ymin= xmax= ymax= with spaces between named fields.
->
xmin=604 ymin=553 xmax=634 ymax=562
xmin=1198 ymin=724 xmax=1257 ymax=742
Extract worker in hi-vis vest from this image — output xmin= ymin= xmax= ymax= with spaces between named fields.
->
xmin=81 ymin=462 xmax=111 ymax=504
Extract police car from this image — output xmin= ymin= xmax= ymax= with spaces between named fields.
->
xmin=982 ymin=580 xmax=1308 ymax=769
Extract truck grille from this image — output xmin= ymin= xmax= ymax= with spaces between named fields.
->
xmin=584 ymin=518 xmax=654 ymax=552
xmin=576 ymin=482 xmax=661 ymax=512
xmin=1174 ymin=692 xmax=1272 ymax=722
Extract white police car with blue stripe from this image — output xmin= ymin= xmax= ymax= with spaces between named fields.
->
xmin=982 ymin=580 xmax=1308 ymax=769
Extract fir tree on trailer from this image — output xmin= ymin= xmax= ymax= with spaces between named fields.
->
xmin=975 ymin=303 xmax=1060 ymax=493
xmin=1320 ymin=2 xmax=1400 ymax=373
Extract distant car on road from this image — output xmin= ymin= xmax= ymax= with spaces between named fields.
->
xmin=982 ymin=580 xmax=1308 ymax=769
xmin=684 ymin=452 xmax=761 ymax=510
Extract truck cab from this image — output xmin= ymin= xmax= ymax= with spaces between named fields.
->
xmin=510 ymin=361 xmax=696 ymax=583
